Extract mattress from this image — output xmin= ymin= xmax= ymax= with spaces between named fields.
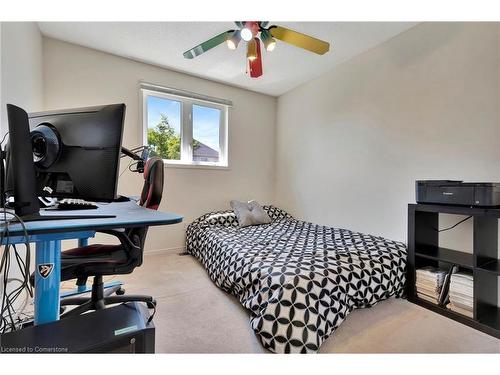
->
xmin=186 ymin=206 xmax=407 ymax=353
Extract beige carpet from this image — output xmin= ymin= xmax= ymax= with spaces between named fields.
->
xmin=104 ymin=251 xmax=499 ymax=353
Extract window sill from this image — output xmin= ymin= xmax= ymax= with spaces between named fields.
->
xmin=164 ymin=162 xmax=230 ymax=171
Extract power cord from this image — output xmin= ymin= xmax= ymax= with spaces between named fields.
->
xmin=119 ymin=159 xmax=134 ymax=178
xmin=128 ymin=161 xmax=142 ymax=173
xmin=437 ymin=215 xmax=472 ymax=233
xmin=0 ymin=209 xmax=33 ymax=333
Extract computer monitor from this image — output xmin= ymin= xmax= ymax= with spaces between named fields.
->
xmin=2 ymin=103 xmax=125 ymax=220
xmin=24 ymin=104 xmax=125 ymax=202
xmin=4 ymin=104 xmax=41 ymax=217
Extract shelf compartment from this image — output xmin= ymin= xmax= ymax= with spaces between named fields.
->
xmin=476 ymin=303 xmax=500 ymax=331
xmin=476 ymin=259 xmax=500 ymax=275
xmin=415 ymin=245 xmax=474 ymax=269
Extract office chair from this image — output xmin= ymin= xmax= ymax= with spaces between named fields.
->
xmin=55 ymin=156 xmax=164 ymax=318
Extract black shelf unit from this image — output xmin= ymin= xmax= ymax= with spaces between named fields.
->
xmin=408 ymin=203 xmax=500 ymax=339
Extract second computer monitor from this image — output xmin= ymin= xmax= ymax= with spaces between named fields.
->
xmin=28 ymin=104 xmax=125 ymax=202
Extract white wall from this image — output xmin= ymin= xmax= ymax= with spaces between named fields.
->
xmin=0 ymin=22 xmax=3 ymax=134
xmin=42 ymin=37 xmax=277 ymax=251
xmin=6 ymin=22 xmax=500 ymax=254
xmin=0 ymin=22 xmax=43 ymax=309
xmin=1 ymin=22 xmax=43 ymax=134
xmin=275 ymin=22 xmax=500 ymax=249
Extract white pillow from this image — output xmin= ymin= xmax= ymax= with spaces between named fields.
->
xmin=230 ymin=200 xmax=271 ymax=227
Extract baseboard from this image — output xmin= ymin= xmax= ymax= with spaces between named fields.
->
xmin=144 ymin=246 xmax=187 ymax=256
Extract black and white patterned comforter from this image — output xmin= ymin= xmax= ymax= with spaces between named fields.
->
xmin=186 ymin=206 xmax=407 ymax=353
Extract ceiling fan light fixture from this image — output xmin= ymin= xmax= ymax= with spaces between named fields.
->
xmin=226 ymin=30 xmax=241 ymax=50
xmin=182 ymin=22 xmax=331 ymax=79
xmin=260 ymin=30 xmax=276 ymax=52
xmin=240 ymin=27 xmax=253 ymax=42
xmin=247 ymin=38 xmax=258 ymax=61
xmin=265 ymin=38 xmax=276 ymax=52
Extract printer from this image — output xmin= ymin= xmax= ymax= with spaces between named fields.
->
xmin=416 ymin=180 xmax=500 ymax=207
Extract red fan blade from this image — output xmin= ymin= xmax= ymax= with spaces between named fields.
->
xmin=249 ymin=38 xmax=263 ymax=78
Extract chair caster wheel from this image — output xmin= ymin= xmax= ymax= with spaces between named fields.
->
xmin=116 ymin=287 xmax=125 ymax=295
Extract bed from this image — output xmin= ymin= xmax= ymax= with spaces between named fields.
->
xmin=186 ymin=206 xmax=407 ymax=353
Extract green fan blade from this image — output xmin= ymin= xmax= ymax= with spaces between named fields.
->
xmin=183 ymin=30 xmax=234 ymax=59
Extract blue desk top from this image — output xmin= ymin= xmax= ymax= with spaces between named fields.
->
xmin=2 ymin=200 xmax=183 ymax=236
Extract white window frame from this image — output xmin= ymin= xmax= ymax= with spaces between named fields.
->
xmin=141 ymin=86 xmax=230 ymax=169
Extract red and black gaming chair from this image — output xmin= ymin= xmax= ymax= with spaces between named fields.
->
xmin=57 ymin=157 xmax=165 ymax=317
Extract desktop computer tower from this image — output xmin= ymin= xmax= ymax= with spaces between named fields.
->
xmin=0 ymin=302 xmax=155 ymax=353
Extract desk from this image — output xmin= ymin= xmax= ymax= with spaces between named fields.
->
xmin=1 ymin=199 xmax=182 ymax=325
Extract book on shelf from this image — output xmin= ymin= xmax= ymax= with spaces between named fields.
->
xmin=415 ymin=266 xmax=447 ymax=305
xmin=417 ymin=293 xmax=440 ymax=304
xmin=447 ymin=270 xmax=473 ymax=318
xmin=447 ymin=303 xmax=473 ymax=318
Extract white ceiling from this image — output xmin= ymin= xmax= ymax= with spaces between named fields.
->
xmin=38 ymin=22 xmax=417 ymax=96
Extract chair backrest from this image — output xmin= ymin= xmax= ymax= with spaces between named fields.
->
xmin=139 ymin=157 xmax=164 ymax=210
xmin=126 ymin=157 xmax=164 ymax=268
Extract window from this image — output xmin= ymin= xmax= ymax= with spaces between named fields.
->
xmin=192 ymin=104 xmax=221 ymax=163
xmin=146 ymin=95 xmax=182 ymax=160
xmin=142 ymin=84 xmax=230 ymax=168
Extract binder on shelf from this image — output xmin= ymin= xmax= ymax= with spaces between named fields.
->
xmin=438 ymin=265 xmax=458 ymax=306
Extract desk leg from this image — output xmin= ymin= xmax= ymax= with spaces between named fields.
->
xmin=35 ymin=240 xmax=61 ymax=325
xmin=78 ymin=238 xmax=89 ymax=247
xmin=76 ymin=238 xmax=89 ymax=292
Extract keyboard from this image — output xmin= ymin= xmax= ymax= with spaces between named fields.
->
xmin=57 ymin=199 xmax=98 ymax=210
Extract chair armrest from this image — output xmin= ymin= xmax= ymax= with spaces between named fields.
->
xmin=99 ymin=229 xmax=140 ymax=251
xmin=98 ymin=228 xmax=125 ymax=234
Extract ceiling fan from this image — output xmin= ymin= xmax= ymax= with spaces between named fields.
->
xmin=183 ymin=22 xmax=330 ymax=78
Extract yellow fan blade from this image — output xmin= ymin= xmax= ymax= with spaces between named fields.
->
xmin=269 ymin=26 xmax=330 ymax=55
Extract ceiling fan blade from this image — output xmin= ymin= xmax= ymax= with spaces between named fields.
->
xmin=249 ymin=38 xmax=263 ymax=78
xmin=183 ymin=30 xmax=234 ymax=59
xmin=269 ymin=25 xmax=330 ymax=55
